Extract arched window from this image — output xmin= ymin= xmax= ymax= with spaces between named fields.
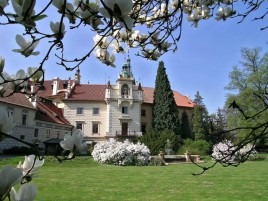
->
xmin=121 ymin=84 xmax=129 ymax=96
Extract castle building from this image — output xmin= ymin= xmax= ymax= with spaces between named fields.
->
xmin=35 ymin=59 xmax=195 ymax=144
xmin=0 ymin=59 xmax=195 ymax=152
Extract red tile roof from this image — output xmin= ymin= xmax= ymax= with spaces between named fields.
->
xmin=0 ymin=90 xmax=70 ymax=125
xmin=36 ymin=80 xmax=194 ymax=108
xmin=36 ymin=98 xmax=71 ymax=125
xmin=143 ymin=87 xmax=195 ymax=108
xmin=64 ymin=84 xmax=107 ymax=101
xmin=0 ymin=93 xmax=35 ymax=109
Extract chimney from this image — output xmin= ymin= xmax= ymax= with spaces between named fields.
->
xmin=52 ymin=77 xmax=59 ymax=95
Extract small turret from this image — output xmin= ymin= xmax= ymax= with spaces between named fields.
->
xmin=74 ymin=67 xmax=81 ymax=84
xmin=118 ymin=55 xmax=134 ymax=80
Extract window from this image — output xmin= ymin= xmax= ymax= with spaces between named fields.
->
xmin=76 ymin=122 xmax=83 ymax=130
xmin=7 ymin=107 xmax=14 ymax=118
xmin=93 ymin=108 xmax=99 ymax=115
xmin=122 ymin=106 xmax=128 ymax=114
xmin=22 ymin=114 xmax=27 ymax=125
xmin=92 ymin=122 xmax=99 ymax=134
xmin=121 ymin=84 xmax=129 ymax=95
xmin=34 ymin=128 xmax=39 ymax=138
xmin=141 ymin=109 xmax=146 ymax=117
xmin=56 ymin=131 xmax=60 ymax=139
xmin=76 ymin=107 xmax=84 ymax=115
xmin=20 ymin=135 xmax=25 ymax=140
xmin=141 ymin=124 xmax=146 ymax=134
xmin=46 ymin=130 xmax=50 ymax=138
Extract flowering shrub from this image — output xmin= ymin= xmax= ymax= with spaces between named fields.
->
xmin=237 ymin=143 xmax=257 ymax=161
xmin=211 ymin=140 xmax=257 ymax=163
xmin=92 ymin=139 xmax=150 ymax=166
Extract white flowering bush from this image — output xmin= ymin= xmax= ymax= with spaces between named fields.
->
xmin=211 ymin=140 xmax=257 ymax=163
xmin=237 ymin=143 xmax=257 ymax=161
xmin=92 ymin=139 xmax=150 ymax=166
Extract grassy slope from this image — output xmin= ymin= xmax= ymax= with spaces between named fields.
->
xmin=1 ymin=156 xmax=267 ymax=201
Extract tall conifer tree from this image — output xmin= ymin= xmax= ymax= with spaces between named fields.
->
xmin=152 ymin=61 xmax=181 ymax=136
xmin=192 ymin=91 xmax=209 ymax=141
xmin=181 ymin=111 xmax=193 ymax=139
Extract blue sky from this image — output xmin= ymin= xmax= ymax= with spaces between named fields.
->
xmin=0 ymin=3 xmax=267 ymax=114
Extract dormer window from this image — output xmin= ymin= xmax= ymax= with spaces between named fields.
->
xmin=63 ymin=81 xmax=68 ymax=89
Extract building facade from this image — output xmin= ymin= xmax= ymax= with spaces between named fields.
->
xmin=0 ymin=59 xmax=195 ymax=152
xmin=34 ymin=59 xmax=195 ymax=144
xmin=0 ymin=93 xmax=72 ymax=152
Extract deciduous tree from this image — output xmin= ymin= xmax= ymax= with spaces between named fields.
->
xmin=225 ymin=47 xmax=268 ymax=147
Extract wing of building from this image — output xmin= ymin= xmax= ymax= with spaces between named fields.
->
xmin=0 ymin=59 xmax=195 ymax=152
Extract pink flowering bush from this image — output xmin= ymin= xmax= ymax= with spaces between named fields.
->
xmin=92 ymin=139 xmax=150 ymax=166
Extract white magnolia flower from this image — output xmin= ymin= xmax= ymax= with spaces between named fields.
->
xmin=13 ymin=69 xmax=28 ymax=89
xmin=101 ymin=52 xmax=116 ymax=67
xmin=73 ymin=0 xmax=88 ymax=7
xmin=52 ymin=0 xmax=76 ymax=23
xmin=160 ymin=3 xmax=167 ymax=16
xmin=153 ymin=6 xmax=160 ymax=18
xmin=0 ymin=106 xmax=14 ymax=135
xmin=0 ymin=56 xmax=4 ymax=73
xmin=170 ymin=0 xmax=179 ymax=10
xmin=50 ymin=21 xmax=66 ymax=39
xmin=0 ymin=0 xmax=8 ymax=8
xmin=93 ymin=34 xmax=109 ymax=48
xmin=60 ymin=128 xmax=87 ymax=156
xmin=151 ymin=32 xmax=160 ymax=44
xmin=10 ymin=183 xmax=37 ymax=201
xmin=142 ymin=49 xmax=160 ymax=61
xmin=146 ymin=16 xmax=153 ymax=28
xmin=187 ymin=11 xmax=201 ymax=28
xmin=0 ymin=69 xmax=27 ymax=94
xmin=95 ymin=49 xmax=116 ymax=67
xmin=159 ymin=41 xmax=172 ymax=52
xmin=201 ymin=6 xmax=210 ymax=19
xmin=27 ymin=67 xmax=43 ymax=83
xmin=133 ymin=31 xmax=147 ymax=43
xmin=110 ymin=40 xmax=125 ymax=53
xmin=215 ymin=6 xmax=235 ymax=21
xmin=0 ymin=166 xmax=23 ymax=199
xmin=99 ymin=0 xmax=133 ymax=30
xmin=0 ymin=72 xmax=12 ymax=96
xmin=0 ymin=0 xmax=9 ymax=14
xmin=79 ymin=4 xmax=103 ymax=29
xmin=17 ymin=155 xmax=44 ymax=177
xmin=11 ymin=0 xmax=36 ymax=27
xmin=13 ymin=35 xmax=40 ymax=57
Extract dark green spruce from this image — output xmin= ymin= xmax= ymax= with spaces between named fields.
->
xmin=152 ymin=61 xmax=181 ymax=136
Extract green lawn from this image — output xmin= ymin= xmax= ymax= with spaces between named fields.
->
xmin=1 ymin=156 xmax=267 ymax=201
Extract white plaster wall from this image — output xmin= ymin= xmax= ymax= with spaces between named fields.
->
xmin=63 ymin=101 xmax=107 ymax=137
xmin=108 ymin=100 xmax=141 ymax=135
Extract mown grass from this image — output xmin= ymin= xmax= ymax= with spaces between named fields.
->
xmin=1 ymin=156 xmax=268 ymax=201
